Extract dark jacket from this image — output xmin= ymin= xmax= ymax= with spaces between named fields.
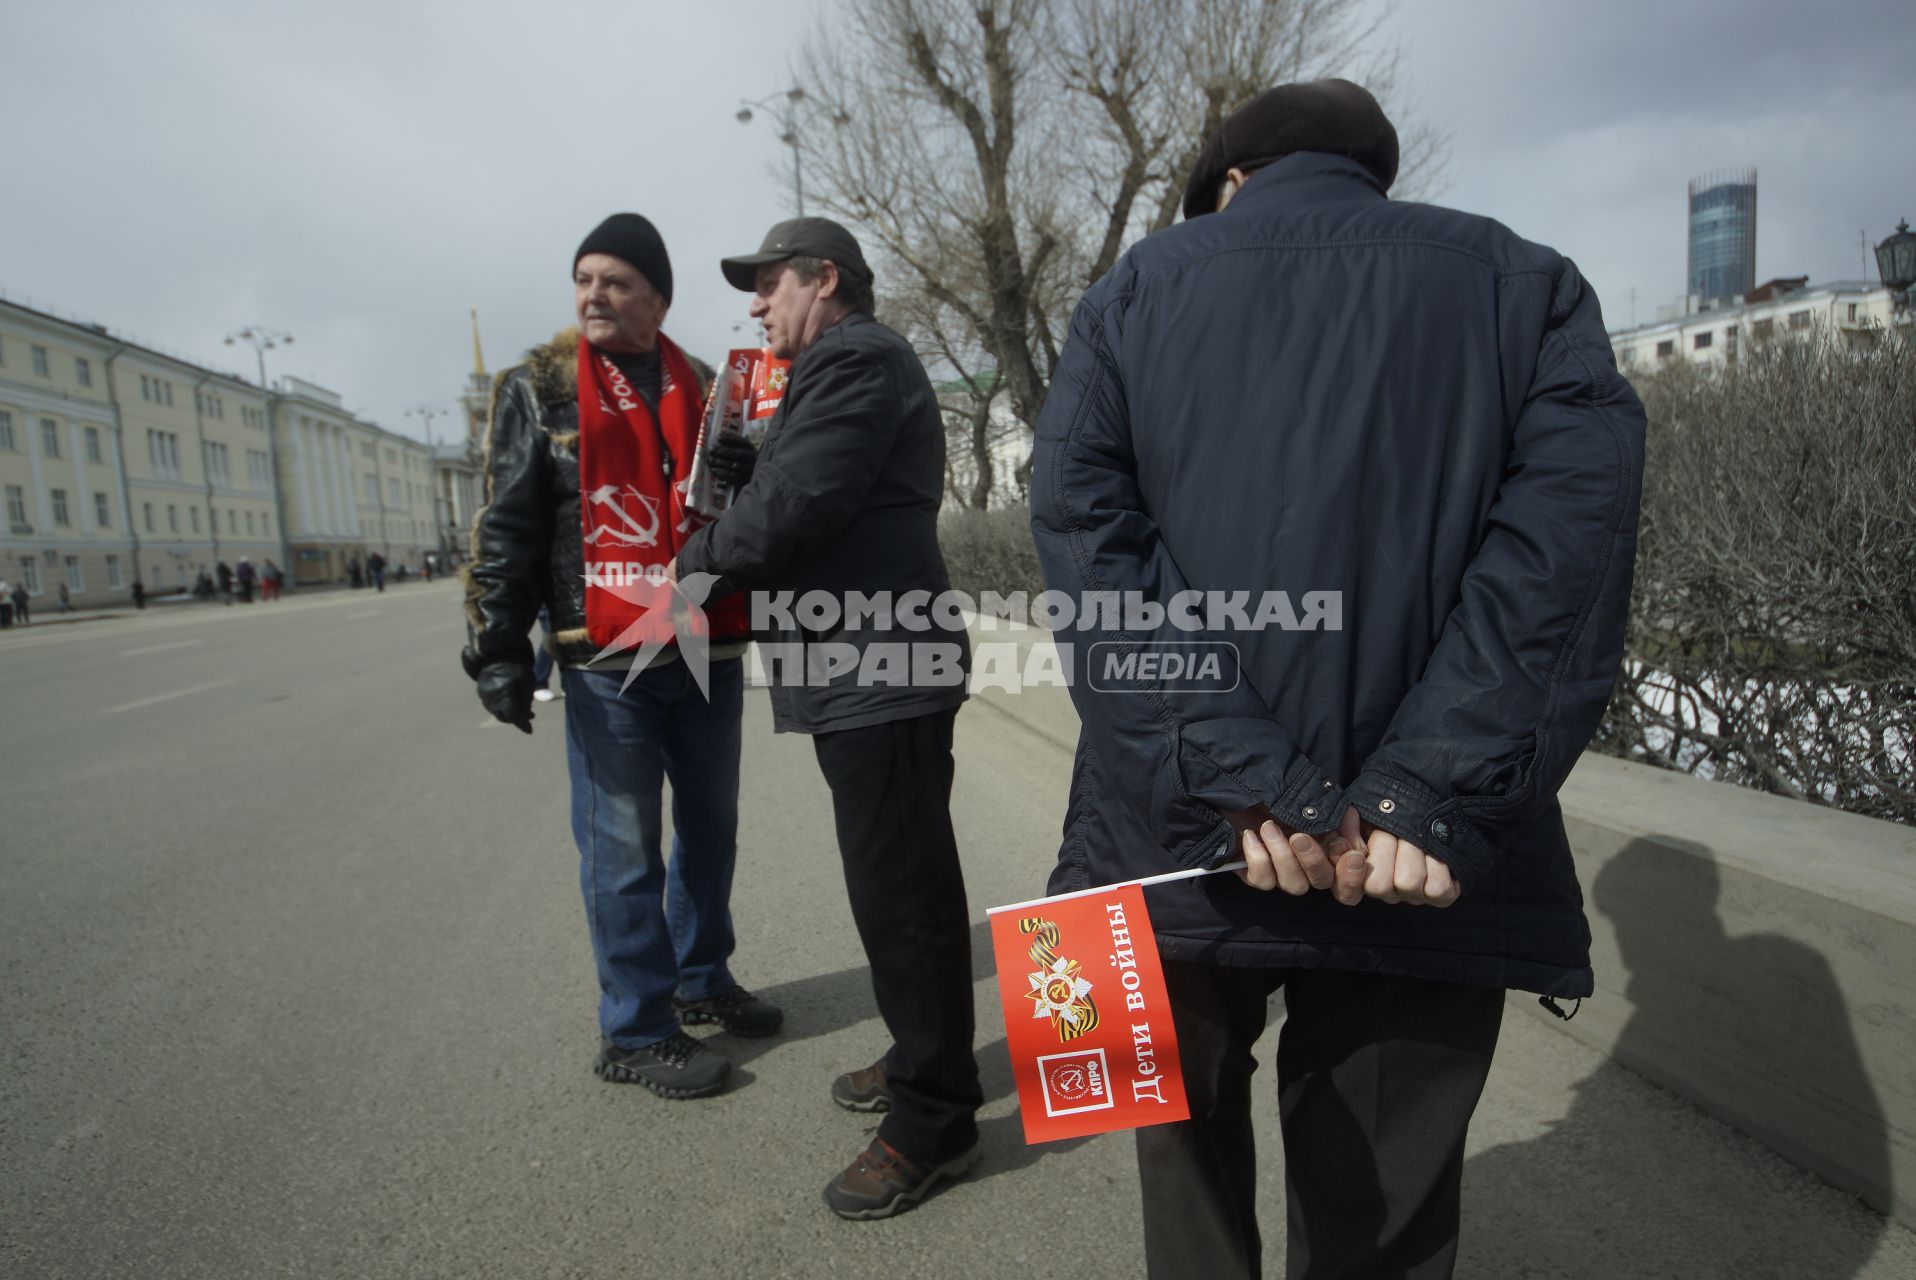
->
xmin=1030 ymin=153 xmax=1646 ymax=997
xmin=677 ymin=312 xmax=969 ymax=734
xmin=461 ymin=332 xmax=741 ymax=676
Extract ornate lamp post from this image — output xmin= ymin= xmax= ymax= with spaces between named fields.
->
xmin=223 ymin=325 xmax=293 ymax=389
xmin=1875 ymin=219 xmax=1916 ymax=314
xmin=736 ymin=87 xmax=849 ymax=216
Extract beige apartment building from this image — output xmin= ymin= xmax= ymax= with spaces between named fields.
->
xmin=3 ymin=293 xmax=287 ymax=604
xmin=273 ymin=376 xmax=437 ymax=586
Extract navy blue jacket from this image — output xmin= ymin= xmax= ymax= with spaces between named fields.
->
xmin=1029 ymin=153 xmax=1645 ymax=997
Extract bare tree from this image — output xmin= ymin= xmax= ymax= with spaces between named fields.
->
xmin=785 ymin=0 xmax=1442 ymax=505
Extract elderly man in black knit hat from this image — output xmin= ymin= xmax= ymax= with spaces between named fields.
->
xmin=463 ymin=213 xmax=782 ymax=1101
xmin=1030 ymin=80 xmax=1645 ymax=1277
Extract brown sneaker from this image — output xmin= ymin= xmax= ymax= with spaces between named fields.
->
xmin=821 ymin=1137 xmax=979 ymax=1220
xmin=830 ymin=1057 xmax=891 ymax=1113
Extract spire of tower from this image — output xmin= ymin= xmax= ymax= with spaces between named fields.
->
xmin=470 ymin=307 xmax=486 ymax=377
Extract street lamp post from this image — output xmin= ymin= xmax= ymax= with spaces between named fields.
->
xmin=406 ymin=405 xmax=449 ymax=564
xmin=736 ymin=87 xmax=850 ymax=216
xmin=223 ymin=325 xmax=293 ymax=391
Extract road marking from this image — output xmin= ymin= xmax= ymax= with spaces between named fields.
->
xmin=102 ymin=679 xmax=236 ymax=715
xmin=119 ymin=640 xmax=203 ymax=658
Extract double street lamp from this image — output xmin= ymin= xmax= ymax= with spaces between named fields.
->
xmin=1875 ymin=219 xmax=1916 ymax=313
xmin=736 ymin=86 xmax=849 ymax=216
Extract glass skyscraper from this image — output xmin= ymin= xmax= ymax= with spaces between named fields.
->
xmin=1688 ymin=170 xmax=1757 ymax=304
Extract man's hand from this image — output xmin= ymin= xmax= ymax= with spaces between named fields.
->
xmin=475 ymin=660 xmax=535 ymax=734
xmin=1225 ymin=804 xmax=1366 ymax=897
xmin=1356 ymin=823 xmax=1461 ymax=907
xmin=706 ymin=432 xmax=758 ymax=490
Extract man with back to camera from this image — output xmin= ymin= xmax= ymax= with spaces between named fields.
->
xmin=1029 ymin=80 xmax=1646 ymax=1278
xmin=670 ymin=217 xmax=981 ymax=1221
xmin=462 ymin=212 xmax=782 ymax=1102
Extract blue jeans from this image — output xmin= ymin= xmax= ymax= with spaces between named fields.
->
xmin=562 ymin=657 xmax=745 ymax=1047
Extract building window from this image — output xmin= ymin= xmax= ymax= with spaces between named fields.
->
xmin=1752 ymin=317 xmax=1775 ymax=341
xmin=228 ymin=509 xmax=237 ymax=534
xmin=0 ymin=410 xmax=13 ymax=450
xmin=143 ymin=502 xmax=155 ymax=531
xmin=84 ymin=425 xmax=102 ymax=462
xmin=1693 ymin=331 xmax=1713 ymax=350
xmin=51 ymin=488 xmax=70 ymax=526
xmin=262 ymin=512 xmax=271 ymax=536
xmin=19 ymin=558 xmax=41 ymax=594
xmin=41 ymin=418 xmax=62 ymax=457
xmin=1847 ymin=302 xmax=1858 ymax=323
xmin=95 ymin=492 xmax=111 ymax=527
xmin=167 ymin=504 xmax=178 ymax=533
xmin=65 ymin=556 xmax=84 ymax=593
xmin=107 ymin=555 xmax=123 ymax=589
xmin=76 ymin=357 xmax=93 ymax=387
xmin=190 ymin=505 xmax=201 ymax=532
xmin=1788 ymin=309 xmax=1811 ymax=331
xmin=5 ymin=484 xmax=26 ymax=529
xmin=32 ymin=345 xmax=50 ymax=376
xmin=1656 ymin=339 xmax=1675 ymax=359
xmin=162 ymin=382 xmax=174 ymax=407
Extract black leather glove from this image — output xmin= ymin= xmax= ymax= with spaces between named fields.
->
xmin=474 ymin=660 xmax=535 ymax=734
xmin=706 ymin=432 xmax=758 ymax=490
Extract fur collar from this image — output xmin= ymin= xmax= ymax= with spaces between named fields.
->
xmin=515 ymin=327 xmax=580 ymax=409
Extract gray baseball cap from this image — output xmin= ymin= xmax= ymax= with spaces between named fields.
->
xmin=721 ymin=217 xmax=872 ymax=291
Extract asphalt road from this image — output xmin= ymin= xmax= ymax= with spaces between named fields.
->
xmin=2 ymin=581 xmax=1910 ymax=1279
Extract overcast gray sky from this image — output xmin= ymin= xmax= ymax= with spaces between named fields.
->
xmin=3 ymin=0 xmax=1910 ymax=444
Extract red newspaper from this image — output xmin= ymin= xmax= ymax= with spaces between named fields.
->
xmin=988 ymin=878 xmax=1193 ymax=1144
xmin=684 ymin=347 xmax=792 ymax=518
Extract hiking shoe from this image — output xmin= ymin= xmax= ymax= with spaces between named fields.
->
xmin=672 ymin=985 xmax=784 ymax=1038
xmin=831 ymin=1057 xmax=892 ymax=1113
xmin=594 ymin=1033 xmax=730 ymax=1098
xmin=822 ymin=1137 xmax=980 ymax=1220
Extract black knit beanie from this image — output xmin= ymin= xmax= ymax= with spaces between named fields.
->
xmin=574 ymin=213 xmax=673 ymax=306
xmin=1180 ymin=79 xmax=1399 ymax=221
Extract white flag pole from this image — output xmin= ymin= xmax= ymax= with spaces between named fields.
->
xmin=986 ymin=860 xmax=1250 ymax=917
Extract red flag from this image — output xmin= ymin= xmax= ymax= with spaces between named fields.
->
xmin=988 ymin=881 xmax=1190 ymax=1143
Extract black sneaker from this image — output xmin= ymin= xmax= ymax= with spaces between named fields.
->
xmin=672 ymin=985 xmax=784 ymax=1038
xmin=821 ymin=1137 xmax=980 ymax=1220
xmin=831 ymin=1057 xmax=891 ymax=1112
xmin=594 ymin=1034 xmax=730 ymax=1098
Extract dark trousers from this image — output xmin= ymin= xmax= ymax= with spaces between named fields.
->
xmin=1138 ymin=962 xmax=1505 ymax=1280
xmin=812 ymin=706 xmax=981 ymax=1162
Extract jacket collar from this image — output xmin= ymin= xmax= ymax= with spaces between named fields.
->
xmin=1218 ymin=152 xmax=1387 ymax=216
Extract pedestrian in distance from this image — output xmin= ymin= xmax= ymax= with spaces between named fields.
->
xmin=0 ymin=576 xmax=13 ymax=628
xmin=260 ymin=560 xmax=284 ymax=602
xmin=673 ymin=217 xmax=981 ymax=1221
xmin=463 ymin=211 xmax=781 ymax=1101
xmin=235 ymin=557 xmax=256 ymax=604
xmin=367 ymin=551 xmax=387 ymax=593
xmin=216 ymin=560 xmax=234 ymax=605
xmin=58 ymin=582 xmax=71 ymax=613
xmin=131 ymin=578 xmax=147 ymax=610
xmin=1029 ymin=80 xmax=1646 ymax=1280
xmin=9 ymin=579 xmax=29 ymax=626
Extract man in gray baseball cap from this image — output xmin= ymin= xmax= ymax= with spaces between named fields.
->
xmin=677 ymin=217 xmax=981 ymax=1220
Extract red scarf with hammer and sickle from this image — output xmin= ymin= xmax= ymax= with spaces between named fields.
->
xmin=576 ymin=333 xmax=747 ymax=654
